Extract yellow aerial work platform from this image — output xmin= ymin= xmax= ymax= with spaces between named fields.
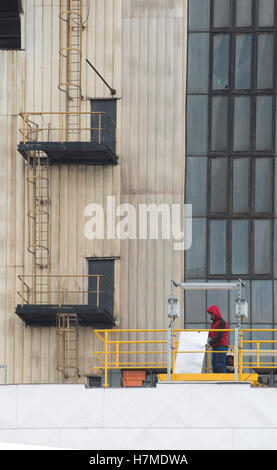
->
xmin=93 ymin=328 xmax=270 ymax=388
xmin=93 ymin=281 xmax=275 ymax=388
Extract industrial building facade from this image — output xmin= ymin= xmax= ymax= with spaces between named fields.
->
xmin=0 ymin=0 xmax=275 ymax=386
xmin=0 ymin=0 xmax=186 ymax=384
xmin=185 ymin=0 xmax=277 ymax=347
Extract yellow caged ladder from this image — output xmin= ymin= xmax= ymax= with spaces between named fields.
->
xmin=59 ymin=0 xmax=83 ymax=141
xmin=26 ymin=149 xmax=50 ymax=304
xmin=56 ymin=0 xmax=84 ymax=382
xmin=22 ymin=1 xmax=84 ymax=383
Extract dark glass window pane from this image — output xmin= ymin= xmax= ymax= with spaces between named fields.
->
xmin=255 ymin=158 xmax=272 ymax=213
xmin=185 ymin=280 xmax=206 ymax=322
xmin=257 ymin=34 xmax=274 ymax=90
xmin=209 ymin=220 xmax=227 ymax=274
xmin=254 ymin=220 xmax=271 ymax=274
xmin=275 ymin=109 xmax=277 ymax=154
xmin=274 ymin=220 xmax=277 ymax=276
xmin=252 ymin=325 xmax=273 ymax=351
xmin=252 ymin=281 xmax=273 ymax=323
xmin=213 ymin=35 xmax=229 ymax=90
xmin=187 ymin=96 xmax=208 ymax=155
xmin=211 ymin=96 xmax=228 ymax=151
xmin=207 ymin=282 xmax=228 ymax=320
xmin=233 ymin=97 xmax=251 ymax=151
xmin=187 ymin=323 xmax=207 ymax=331
xmin=185 ymin=219 xmax=206 ymax=277
xmin=186 ymin=157 xmax=207 ymax=216
xmin=232 ymin=158 xmax=249 ymax=213
xmin=258 ymin=0 xmax=275 ymax=27
xmin=256 ymin=96 xmax=273 ymax=151
xmin=188 ymin=0 xmax=210 ymax=30
xmin=188 ymin=34 xmax=209 ymax=93
xmin=213 ymin=0 xmax=230 ymax=27
xmin=210 ymin=158 xmax=228 ymax=213
xmin=235 ymin=35 xmax=252 ymax=90
xmin=275 ymin=281 xmax=277 ymax=322
xmin=232 ymin=220 xmax=249 ymax=275
xmin=236 ymin=0 xmax=252 ymax=26
xmin=275 ymin=157 xmax=277 ymax=216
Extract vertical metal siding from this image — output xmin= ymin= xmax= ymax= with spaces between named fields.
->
xmin=0 ymin=0 xmax=186 ymax=383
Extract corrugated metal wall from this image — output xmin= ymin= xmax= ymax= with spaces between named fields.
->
xmin=0 ymin=0 xmax=187 ymax=384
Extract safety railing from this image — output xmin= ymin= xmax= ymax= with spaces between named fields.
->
xmin=19 ymin=112 xmax=116 ymax=151
xmin=240 ymin=329 xmax=277 ymax=370
xmin=93 ymin=328 xmax=277 ymax=387
xmin=94 ymin=328 xmax=233 ymax=387
xmin=94 ymin=329 xmax=169 ymax=380
xmin=17 ymin=274 xmax=114 ymax=310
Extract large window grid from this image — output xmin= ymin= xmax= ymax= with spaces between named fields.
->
xmin=208 ymin=0 xmax=276 ymax=279
xmin=210 ymin=95 xmax=275 ymax=154
xmin=185 ymin=0 xmax=277 ymax=327
xmin=208 ymin=157 xmax=274 ymax=216
xmin=185 ymin=279 xmax=276 ymax=328
xmin=186 ymin=0 xmax=277 ymax=281
xmin=211 ymin=0 xmax=277 ymax=31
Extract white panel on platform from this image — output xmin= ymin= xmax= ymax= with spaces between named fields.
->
xmin=174 ymin=331 xmax=208 ymax=373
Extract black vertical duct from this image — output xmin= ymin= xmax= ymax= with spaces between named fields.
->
xmin=0 ymin=0 xmax=21 ymax=50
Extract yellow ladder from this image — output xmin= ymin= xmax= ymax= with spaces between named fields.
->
xmin=56 ymin=313 xmax=79 ymax=383
xmin=26 ymin=150 xmax=50 ymax=304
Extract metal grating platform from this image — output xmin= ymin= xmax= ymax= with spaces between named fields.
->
xmin=18 ymin=142 xmax=118 ymax=165
xmin=15 ymin=304 xmax=115 ymax=327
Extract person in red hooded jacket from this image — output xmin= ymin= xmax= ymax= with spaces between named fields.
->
xmin=207 ymin=305 xmax=229 ymax=373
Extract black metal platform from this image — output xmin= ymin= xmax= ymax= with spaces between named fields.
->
xmin=18 ymin=142 xmax=118 ymax=165
xmin=15 ymin=304 xmax=115 ymax=327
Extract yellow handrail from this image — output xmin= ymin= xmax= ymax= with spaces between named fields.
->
xmin=93 ymin=328 xmax=277 ymax=387
xmin=17 ymin=274 xmax=114 ymax=307
xmin=19 ymin=112 xmax=116 ymax=149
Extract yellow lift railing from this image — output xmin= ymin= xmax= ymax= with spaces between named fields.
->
xmin=92 ymin=328 xmax=277 ymax=387
xmin=240 ymin=329 xmax=277 ymax=370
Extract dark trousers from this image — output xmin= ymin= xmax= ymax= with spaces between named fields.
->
xmin=212 ymin=345 xmax=228 ymax=373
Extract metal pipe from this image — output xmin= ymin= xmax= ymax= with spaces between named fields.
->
xmin=104 ymin=331 xmax=109 ymax=388
xmin=86 ymin=58 xmax=116 ymax=95
xmin=174 ymin=282 xmax=238 ymax=291
xmin=167 ymin=280 xmax=175 ymax=381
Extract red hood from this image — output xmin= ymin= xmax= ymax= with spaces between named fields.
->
xmin=207 ymin=305 xmax=222 ymax=321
